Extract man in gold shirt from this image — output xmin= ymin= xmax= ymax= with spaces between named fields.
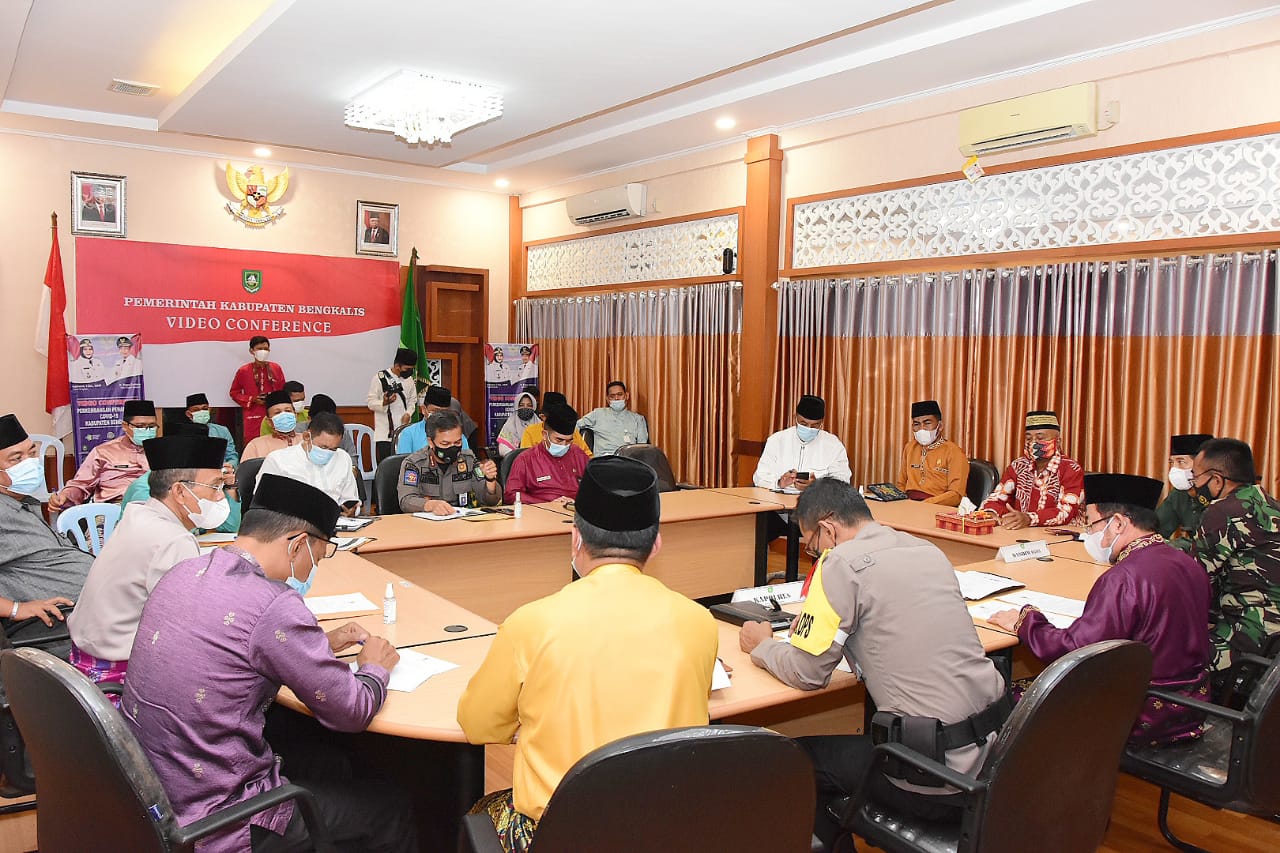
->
xmin=894 ymin=399 xmax=970 ymax=506
xmin=457 ymin=456 xmax=718 ymax=852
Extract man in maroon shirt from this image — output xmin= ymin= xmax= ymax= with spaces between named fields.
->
xmin=504 ymin=403 xmax=590 ymax=504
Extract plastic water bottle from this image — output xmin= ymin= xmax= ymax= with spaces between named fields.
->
xmin=513 ymin=492 xmax=523 ymax=519
xmin=382 ymin=582 xmax=396 ymax=625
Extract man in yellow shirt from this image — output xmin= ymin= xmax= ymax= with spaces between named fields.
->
xmin=519 ymin=391 xmax=592 ymax=456
xmin=894 ymin=399 xmax=970 ymax=506
xmin=457 ymin=456 xmax=718 ymax=852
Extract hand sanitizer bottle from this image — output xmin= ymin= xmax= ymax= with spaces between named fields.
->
xmin=513 ymin=492 xmax=523 ymax=519
xmin=383 ymin=582 xmax=397 ymax=625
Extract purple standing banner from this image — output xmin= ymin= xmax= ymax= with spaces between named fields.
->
xmin=67 ymin=333 xmax=145 ymax=464
xmin=484 ymin=343 xmax=539 ymax=454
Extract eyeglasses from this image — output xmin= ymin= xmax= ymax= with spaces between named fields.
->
xmin=182 ymin=480 xmax=226 ymax=492
xmin=289 ymin=532 xmax=339 ymax=559
xmin=803 ymin=513 xmax=834 ymax=559
xmin=1083 ymin=514 xmax=1116 ymax=533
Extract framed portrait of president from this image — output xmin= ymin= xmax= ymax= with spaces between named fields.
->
xmin=72 ymin=172 xmax=127 ymax=238
xmin=356 ymin=200 xmax=398 ymax=257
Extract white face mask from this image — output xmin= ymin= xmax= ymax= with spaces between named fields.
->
xmin=914 ymin=427 xmax=939 ymax=446
xmin=1168 ymin=467 xmax=1194 ymax=491
xmin=1082 ymin=516 xmax=1117 ymax=564
xmin=2 ymin=456 xmax=46 ymax=496
xmin=182 ymin=484 xmax=231 ymax=530
xmin=253 ymin=349 xmax=270 ymax=362
xmin=292 ymin=401 xmax=305 ymax=413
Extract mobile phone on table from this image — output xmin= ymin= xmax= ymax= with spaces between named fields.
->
xmin=1050 ymin=528 xmax=1079 ymax=539
xmin=796 ymin=471 xmax=811 ymax=481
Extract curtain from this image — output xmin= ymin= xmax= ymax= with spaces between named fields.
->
xmin=516 ymin=283 xmax=741 ymax=486
xmin=774 ymin=251 xmax=1280 ymax=494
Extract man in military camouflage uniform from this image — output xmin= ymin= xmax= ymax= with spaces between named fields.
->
xmin=397 ymin=410 xmax=500 ymax=515
xmin=1188 ymin=438 xmax=1280 ymax=682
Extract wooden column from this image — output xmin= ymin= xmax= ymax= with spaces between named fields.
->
xmin=508 ymin=195 xmax=524 ymax=339
xmin=735 ymin=134 xmax=783 ymax=484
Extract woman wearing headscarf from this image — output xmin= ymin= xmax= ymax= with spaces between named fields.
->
xmin=497 ymin=389 xmax=540 ymax=457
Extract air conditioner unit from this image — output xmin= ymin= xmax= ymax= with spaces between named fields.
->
xmin=565 ymin=183 xmax=647 ymax=226
xmin=958 ymin=83 xmax=1098 ymax=156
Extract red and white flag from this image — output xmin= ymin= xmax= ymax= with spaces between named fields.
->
xmin=35 ymin=221 xmax=72 ymax=437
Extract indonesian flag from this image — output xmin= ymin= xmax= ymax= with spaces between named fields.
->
xmin=35 ymin=224 xmax=71 ymax=436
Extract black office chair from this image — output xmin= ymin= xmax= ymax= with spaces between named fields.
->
xmin=498 ymin=448 xmax=525 ymax=496
xmin=459 ymin=725 xmax=816 ymax=853
xmin=1122 ymin=653 xmax=1280 ymax=853
xmin=373 ymin=454 xmax=408 ymax=515
xmin=0 ymin=604 xmax=74 ymax=802
xmin=1 ymin=648 xmax=335 ymax=853
xmin=830 ymin=640 xmax=1152 ymax=853
xmin=579 ymin=427 xmax=595 ymax=453
xmin=615 ymin=444 xmax=697 ymax=493
xmin=236 ymin=456 xmax=265 ymax=512
xmin=966 ymin=459 xmax=999 ymax=507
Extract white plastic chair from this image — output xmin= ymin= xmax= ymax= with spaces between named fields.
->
xmin=55 ymin=503 xmax=122 ymax=556
xmin=345 ymin=424 xmax=376 ymax=512
xmin=28 ymin=433 xmax=67 ymax=493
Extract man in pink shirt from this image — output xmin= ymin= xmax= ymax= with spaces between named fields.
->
xmin=504 ymin=403 xmax=590 ymax=504
xmin=49 ymin=400 xmax=155 ymax=509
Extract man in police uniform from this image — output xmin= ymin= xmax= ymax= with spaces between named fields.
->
xmin=397 ymin=410 xmax=500 ymax=515
xmin=739 ymin=478 xmax=1007 ymax=848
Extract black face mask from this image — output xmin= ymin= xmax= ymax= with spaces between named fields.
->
xmin=398 ymin=369 xmax=414 ymax=379
xmin=432 ymin=444 xmax=462 ymax=465
xmin=517 ymin=407 xmax=536 ymax=422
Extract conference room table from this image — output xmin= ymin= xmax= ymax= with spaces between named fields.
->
xmin=345 ymin=488 xmax=779 ymax=622
xmin=277 ymin=540 xmax=1112 ymax=851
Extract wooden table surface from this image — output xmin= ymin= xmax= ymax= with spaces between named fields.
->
xmin=304 ymin=552 xmax=497 ymax=653
xmin=867 ymin=498 xmax=1095 ymax=564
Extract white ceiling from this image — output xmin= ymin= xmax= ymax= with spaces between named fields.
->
xmin=3 ymin=0 xmax=1278 ymax=193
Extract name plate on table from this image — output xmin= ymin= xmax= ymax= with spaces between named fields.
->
xmin=996 ymin=540 xmax=1050 ymax=563
xmin=731 ymin=581 xmax=805 ymax=607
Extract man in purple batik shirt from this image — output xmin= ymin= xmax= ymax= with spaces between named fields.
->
xmin=990 ymin=473 xmax=1212 ymax=746
xmin=122 ymin=474 xmax=416 ymax=852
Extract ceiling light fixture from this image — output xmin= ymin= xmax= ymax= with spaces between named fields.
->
xmin=344 ymin=70 xmax=503 ymax=146
xmin=494 ymin=178 xmax=510 ymax=189
xmin=715 ymin=116 xmax=736 ymax=130
xmin=253 ymin=147 xmax=272 ymax=158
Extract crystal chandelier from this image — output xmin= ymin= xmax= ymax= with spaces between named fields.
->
xmin=344 ymin=70 xmax=503 ymax=145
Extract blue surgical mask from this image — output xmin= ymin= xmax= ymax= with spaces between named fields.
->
xmin=190 ymin=409 xmax=212 ymax=425
xmin=546 ymin=441 xmax=571 ymax=458
xmin=285 ymin=537 xmax=319 ymax=596
xmin=3 ymin=456 xmax=46 ymax=497
xmin=307 ymin=445 xmax=336 ymax=466
xmin=609 ymin=399 xmax=626 ymax=412
xmin=129 ymin=426 xmax=157 ymax=446
xmin=796 ymin=424 xmax=819 ymax=443
xmin=272 ymin=412 xmax=297 ymax=433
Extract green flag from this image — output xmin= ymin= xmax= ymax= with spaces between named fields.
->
xmin=400 ymin=248 xmax=429 ymax=412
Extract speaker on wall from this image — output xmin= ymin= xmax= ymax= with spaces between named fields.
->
xmin=722 ymin=248 xmax=736 ymax=275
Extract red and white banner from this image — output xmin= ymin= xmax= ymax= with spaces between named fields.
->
xmin=76 ymin=239 xmax=402 ymax=407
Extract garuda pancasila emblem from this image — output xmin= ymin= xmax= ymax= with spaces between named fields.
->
xmin=225 ymin=163 xmax=289 ymax=226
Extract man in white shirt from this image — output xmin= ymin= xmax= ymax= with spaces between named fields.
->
xmin=258 ymin=412 xmax=361 ymax=516
xmin=753 ymin=394 xmax=852 ymax=540
xmin=576 ymin=381 xmax=649 ymax=456
xmin=67 ymin=433 xmax=230 ymax=696
xmin=366 ymin=347 xmax=419 ymax=461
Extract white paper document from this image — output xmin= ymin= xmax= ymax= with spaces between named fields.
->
xmin=970 ymin=596 xmax=1080 ymax=630
xmin=732 ymin=580 xmax=805 ymax=606
xmin=197 ymin=532 xmax=237 ymax=544
xmin=305 ymin=592 xmax=378 ymax=617
xmin=995 ymin=590 xmax=1086 ymax=619
xmin=954 ymin=570 xmax=1025 ymax=601
xmin=350 ymin=649 xmax=460 ymax=692
xmin=711 ymin=659 xmax=732 ymax=691
xmin=968 ymin=600 xmax=1014 ymax=622
xmin=412 ymin=508 xmax=484 ymax=521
